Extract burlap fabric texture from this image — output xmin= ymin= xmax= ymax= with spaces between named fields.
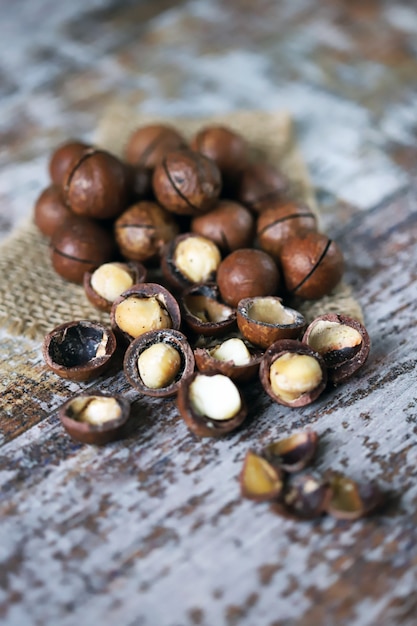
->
xmin=0 ymin=108 xmax=363 ymax=340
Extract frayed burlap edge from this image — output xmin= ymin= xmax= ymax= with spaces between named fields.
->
xmin=0 ymin=108 xmax=363 ymax=341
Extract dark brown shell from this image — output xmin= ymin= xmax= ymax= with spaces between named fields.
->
xmin=125 ymin=124 xmax=187 ymax=168
xmin=259 ymin=339 xmax=327 ymax=407
xmin=48 ymin=140 xmax=91 ymax=187
xmin=237 ymin=296 xmax=305 ymax=349
xmin=42 ymin=320 xmax=117 ymax=382
xmin=302 ymin=313 xmax=371 ymax=385
xmin=234 ymin=162 xmax=289 ymax=212
xmin=123 ymin=328 xmax=195 ymax=397
xmin=33 ymin=184 xmax=72 ymax=239
xmin=59 ymin=392 xmax=131 ymax=445
xmin=181 ymin=283 xmax=236 ymax=337
xmin=191 ymin=199 xmax=255 ymax=254
xmin=190 ymin=125 xmax=249 ymax=177
xmin=152 ymin=150 xmax=222 ymax=216
xmin=177 ymin=372 xmax=247 ymax=438
xmin=262 ymin=430 xmax=319 ymax=473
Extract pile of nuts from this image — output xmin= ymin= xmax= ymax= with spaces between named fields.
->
xmin=239 ymin=431 xmax=382 ymax=520
xmin=35 ymin=123 xmax=370 ymax=452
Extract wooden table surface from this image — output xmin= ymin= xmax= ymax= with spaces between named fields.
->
xmin=1 ymin=1 xmax=417 ymax=625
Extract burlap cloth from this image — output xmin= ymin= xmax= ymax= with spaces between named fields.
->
xmin=0 ymin=107 xmax=363 ymax=341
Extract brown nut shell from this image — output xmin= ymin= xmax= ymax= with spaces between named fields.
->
xmin=240 ymin=450 xmax=284 ymax=502
xmin=50 ymin=215 xmax=117 ymax=284
xmin=237 ymin=296 xmax=305 ymax=349
xmin=33 ymin=184 xmax=73 ymax=239
xmin=271 ymin=474 xmax=330 ymax=520
xmin=190 ymin=125 xmax=249 ymax=178
xmin=177 ymin=372 xmax=247 ymax=438
xmin=125 ymin=124 xmax=187 ymax=168
xmin=124 ymin=329 xmax=195 ymax=397
xmin=234 ymin=162 xmax=289 ymax=212
xmin=260 ymin=339 xmax=327 ymax=407
xmin=49 ymin=140 xmax=91 ymax=187
xmin=153 ymin=150 xmax=222 ymax=216
xmin=280 ymin=232 xmax=344 ymax=300
xmin=302 ymin=313 xmax=371 ymax=385
xmin=262 ymin=430 xmax=319 ymax=473
xmin=64 ymin=149 xmax=128 ymax=220
xmin=325 ymin=472 xmax=383 ymax=520
xmin=191 ymin=199 xmax=255 ymax=254
xmin=257 ymin=200 xmax=318 ymax=260
xmin=217 ymin=248 xmax=281 ymax=308
xmin=84 ymin=261 xmax=147 ymax=312
xmin=59 ymin=392 xmax=130 ymax=445
xmin=181 ymin=283 xmax=236 ymax=337
xmin=114 ymin=201 xmax=180 ymax=263
xmin=110 ymin=282 xmax=181 ymax=344
xmin=161 ymin=233 xmax=222 ymax=292
xmin=194 ymin=338 xmax=262 ymax=383
xmin=42 ymin=320 xmax=117 ymax=382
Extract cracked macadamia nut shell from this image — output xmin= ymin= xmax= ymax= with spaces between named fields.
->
xmin=260 ymin=339 xmax=327 ymax=407
xmin=216 ymin=248 xmax=281 ymax=308
xmin=237 ymin=296 xmax=305 ymax=349
xmin=280 ymin=232 xmax=344 ymax=300
xmin=42 ymin=320 xmax=117 ymax=382
xmin=59 ymin=392 xmax=131 ymax=445
xmin=191 ymin=200 xmax=255 ymax=253
xmin=302 ymin=313 xmax=370 ymax=384
xmin=181 ymin=283 xmax=237 ymax=337
xmin=161 ymin=233 xmax=222 ymax=291
xmin=84 ymin=261 xmax=147 ymax=312
xmin=152 ymin=150 xmax=222 ymax=216
xmin=48 ymin=140 xmax=91 ymax=187
xmin=190 ymin=125 xmax=249 ymax=177
xmin=124 ymin=329 xmax=195 ymax=397
xmin=125 ymin=124 xmax=187 ymax=169
xmin=234 ymin=162 xmax=289 ymax=212
xmin=177 ymin=372 xmax=247 ymax=437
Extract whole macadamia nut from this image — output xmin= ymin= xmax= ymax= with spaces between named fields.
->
xmin=34 ymin=184 xmax=72 ymax=238
xmin=48 ymin=140 xmax=91 ymax=187
xmin=217 ymin=248 xmax=281 ymax=308
xmin=190 ymin=125 xmax=249 ymax=178
xmin=125 ymin=124 xmax=187 ymax=169
xmin=191 ymin=200 xmax=255 ymax=253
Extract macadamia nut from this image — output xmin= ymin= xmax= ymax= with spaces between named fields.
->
xmin=70 ymin=396 xmax=122 ymax=425
xmin=91 ymin=263 xmax=134 ymax=302
xmin=270 ymin=353 xmax=322 ymax=403
xmin=138 ymin=342 xmax=181 ymax=389
xmin=174 ymin=236 xmax=221 ymax=283
xmin=210 ymin=338 xmax=251 ymax=365
xmin=248 ymin=298 xmax=296 ymax=325
xmin=115 ymin=296 xmax=172 ymax=338
xmin=189 ymin=374 xmax=242 ymax=421
xmin=306 ymin=320 xmax=362 ymax=354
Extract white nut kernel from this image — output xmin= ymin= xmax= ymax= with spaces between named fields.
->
xmin=115 ymin=296 xmax=172 ymax=338
xmin=138 ymin=342 xmax=181 ymax=389
xmin=174 ymin=236 xmax=221 ymax=283
xmin=270 ymin=353 xmax=322 ymax=403
xmin=210 ymin=338 xmax=251 ymax=365
xmin=307 ymin=320 xmax=362 ymax=354
xmin=189 ymin=374 xmax=241 ymax=421
xmin=91 ymin=263 xmax=134 ymax=302
xmin=70 ymin=396 xmax=121 ymax=425
xmin=249 ymin=298 xmax=295 ymax=325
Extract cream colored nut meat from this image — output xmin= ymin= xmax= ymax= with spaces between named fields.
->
xmin=69 ymin=396 xmax=122 ymax=425
xmin=174 ymin=236 xmax=221 ymax=283
xmin=270 ymin=353 xmax=322 ymax=403
xmin=91 ymin=263 xmax=134 ymax=302
xmin=306 ymin=320 xmax=362 ymax=354
xmin=189 ymin=374 xmax=241 ymax=421
xmin=210 ymin=338 xmax=251 ymax=365
xmin=249 ymin=298 xmax=295 ymax=325
xmin=115 ymin=296 xmax=172 ymax=338
xmin=138 ymin=343 xmax=181 ymax=389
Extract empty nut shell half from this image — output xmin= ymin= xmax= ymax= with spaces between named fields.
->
xmin=194 ymin=336 xmax=262 ymax=383
xmin=181 ymin=283 xmax=236 ymax=337
xmin=110 ymin=283 xmax=181 ymax=344
xmin=124 ymin=329 xmax=195 ymax=397
xmin=302 ymin=313 xmax=371 ymax=384
xmin=237 ymin=296 xmax=305 ymax=349
xmin=84 ymin=261 xmax=147 ymax=312
xmin=262 ymin=430 xmax=319 ymax=473
xmin=240 ymin=450 xmax=284 ymax=502
xmin=260 ymin=339 xmax=327 ymax=407
xmin=177 ymin=372 xmax=247 ymax=437
xmin=59 ymin=392 xmax=131 ymax=445
xmin=43 ymin=320 xmax=117 ymax=382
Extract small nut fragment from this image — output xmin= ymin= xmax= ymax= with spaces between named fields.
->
xmin=69 ymin=396 xmax=122 ymax=425
xmin=138 ymin=342 xmax=181 ymax=389
xmin=115 ymin=295 xmax=172 ymax=339
xmin=325 ymin=472 xmax=383 ymax=520
xmin=174 ymin=235 xmax=221 ymax=283
xmin=210 ymin=338 xmax=251 ymax=366
xmin=189 ymin=374 xmax=242 ymax=421
xmin=90 ymin=262 xmax=135 ymax=302
xmin=270 ymin=353 xmax=323 ymax=403
xmin=263 ymin=431 xmax=318 ymax=473
xmin=240 ymin=450 xmax=283 ymax=502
